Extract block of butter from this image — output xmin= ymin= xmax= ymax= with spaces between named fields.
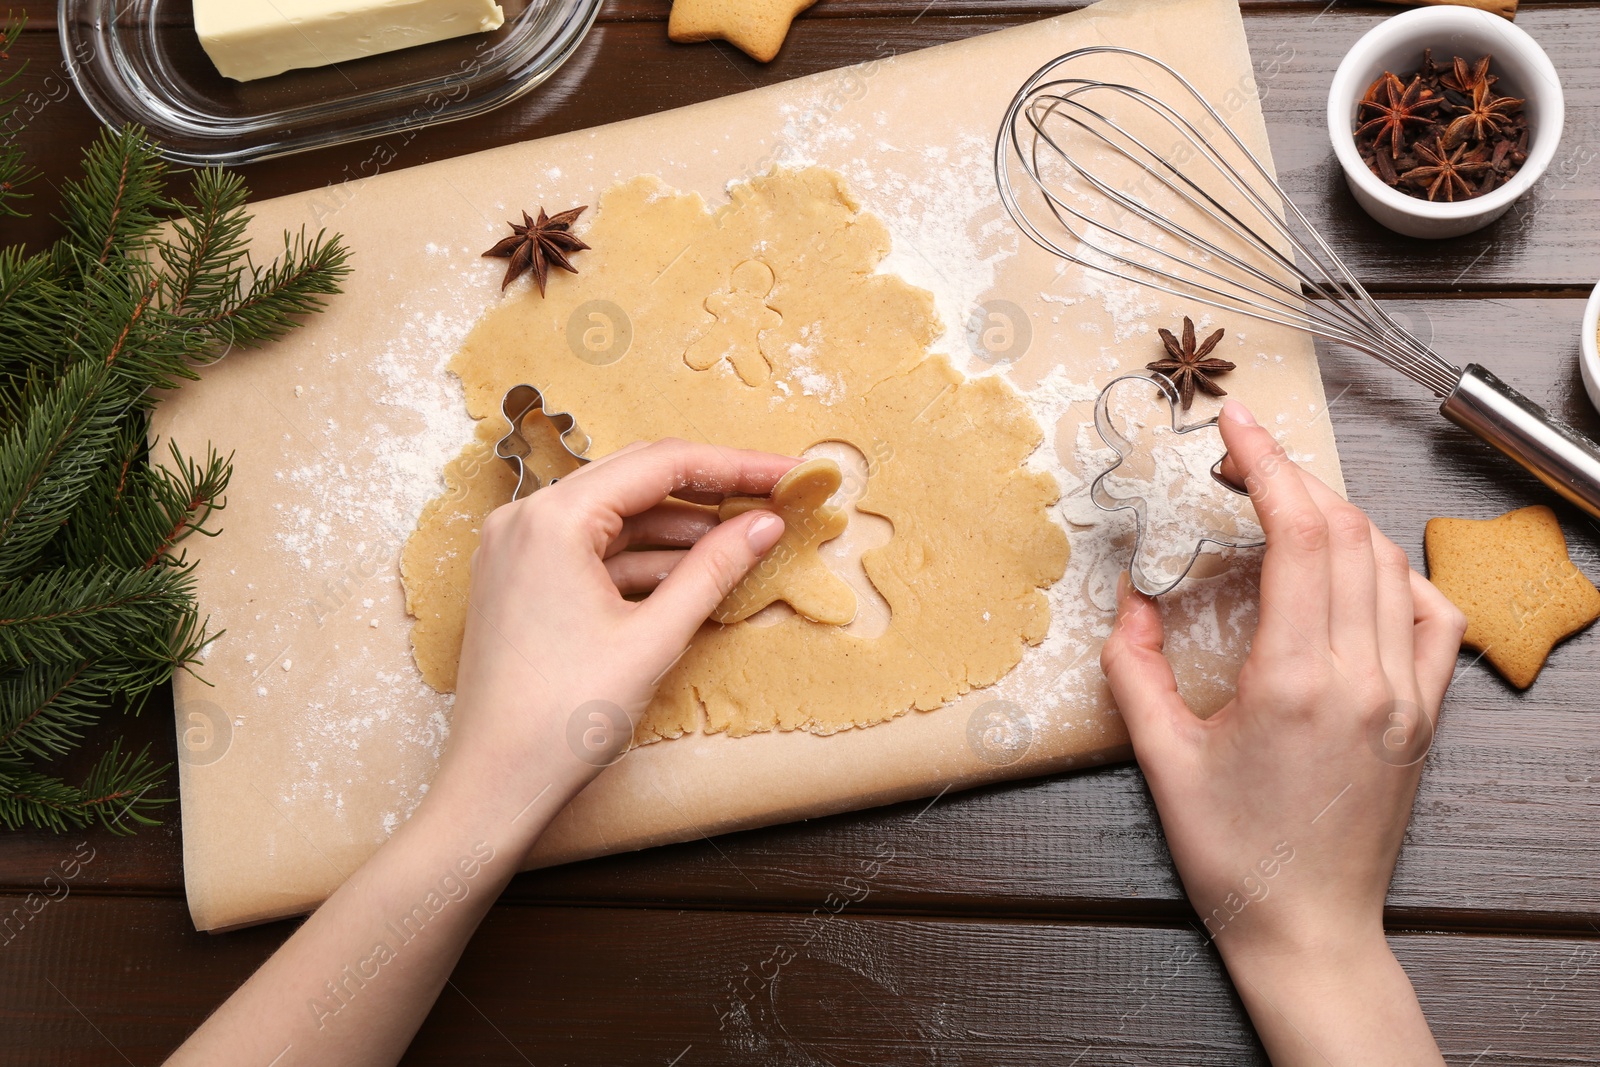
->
xmin=194 ymin=0 xmax=507 ymax=83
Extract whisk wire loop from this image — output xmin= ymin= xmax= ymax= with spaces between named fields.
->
xmin=996 ymin=46 xmax=1463 ymax=396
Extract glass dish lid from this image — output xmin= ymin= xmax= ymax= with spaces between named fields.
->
xmin=60 ymin=0 xmax=603 ymax=166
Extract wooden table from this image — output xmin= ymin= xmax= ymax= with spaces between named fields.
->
xmin=5 ymin=1 xmax=1600 ymax=1062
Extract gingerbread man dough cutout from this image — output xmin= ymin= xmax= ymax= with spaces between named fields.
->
xmin=713 ymin=457 xmax=857 ymax=626
xmin=685 ymin=259 xmax=782 ymax=386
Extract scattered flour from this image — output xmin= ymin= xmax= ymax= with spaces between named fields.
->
xmin=768 ymin=84 xmax=1015 ymax=377
xmin=752 ymin=71 xmax=1266 ymax=739
xmin=261 ymin=251 xmax=480 ymax=833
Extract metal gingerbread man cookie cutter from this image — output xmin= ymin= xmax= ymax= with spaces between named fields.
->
xmin=494 ymin=383 xmax=592 ymax=500
xmin=1090 ymin=372 xmax=1263 ymax=596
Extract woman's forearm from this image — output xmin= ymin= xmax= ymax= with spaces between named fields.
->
xmin=1220 ymin=928 xmax=1444 ymax=1067
xmin=167 ymin=760 xmax=582 ymax=1067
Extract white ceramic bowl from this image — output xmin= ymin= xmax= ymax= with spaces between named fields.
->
xmin=1581 ymin=280 xmax=1600 ymax=416
xmin=1327 ymin=7 xmax=1563 ymax=239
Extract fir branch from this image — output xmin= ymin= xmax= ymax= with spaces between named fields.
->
xmin=0 ymin=362 xmax=127 ymax=581
xmin=159 ymin=167 xmax=252 ymax=321
xmin=0 ymin=649 xmax=180 ymax=762
xmin=0 ymin=562 xmax=197 ymax=668
xmin=0 ymin=660 xmax=102 ymax=759
xmin=0 ymin=16 xmax=33 ymax=219
xmin=65 ymin=251 xmax=193 ymax=393
xmin=1 ymin=659 xmax=124 ymax=759
xmin=0 ymin=740 xmax=171 ymax=833
xmin=55 ymin=125 xmax=166 ymax=278
xmin=64 ymin=436 xmax=230 ymax=571
xmin=0 ymin=247 xmax=69 ymax=404
xmin=0 ymin=91 xmax=350 ymax=833
xmin=134 ymin=441 xmax=231 ymax=569
xmin=188 ymin=226 xmax=352 ymax=354
xmin=58 ymin=417 xmax=144 ymax=567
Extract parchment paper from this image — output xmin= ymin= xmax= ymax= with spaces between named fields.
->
xmin=153 ymin=0 xmax=1343 ymax=932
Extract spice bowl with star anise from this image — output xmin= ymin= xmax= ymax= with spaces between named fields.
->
xmin=1327 ymin=6 xmax=1562 ymax=240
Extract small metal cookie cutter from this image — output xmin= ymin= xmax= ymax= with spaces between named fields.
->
xmin=1090 ymin=372 xmax=1263 ymax=596
xmin=494 ymin=383 xmax=592 ymax=501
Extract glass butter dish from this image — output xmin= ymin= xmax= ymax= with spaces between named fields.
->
xmin=60 ymin=0 xmax=603 ymax=165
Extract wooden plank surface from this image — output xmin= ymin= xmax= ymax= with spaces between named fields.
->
xmin=5 ymin=895 xmax=1600 ymax=1066
xmin=26 ymin=0 xmax=1586 ymax=30
xmin=6 ymin=0 xmax=1600 ymax=1061
xmin=6 ymin=5 xmax=1599 ymax=289
xmin=7 ymin=300 xmax=1600 ymax=930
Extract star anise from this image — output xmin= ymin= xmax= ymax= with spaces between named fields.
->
xmin=1404 ymin=137 xmax=1492 ymax=202
xmin=1442 ymin=54 xmax=1495 ymax=95
xmin=482 ymin=205 xmax=589 ymax=294
xmin=1356 ymin=73 xmax=1439 ymax=159
xmin=1147 ymin=316 xmax=1234 ymax=411
xmin=1443 ymin=78 xmax=1524 ymax=148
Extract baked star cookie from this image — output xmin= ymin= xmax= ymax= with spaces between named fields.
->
xmin=1424 ymin=505 xmax=1600 ymax=689
xmin=714 ymin=458 xmax=855 ymax=625
xmin=668 ymin=0 xmax=818 ymax=63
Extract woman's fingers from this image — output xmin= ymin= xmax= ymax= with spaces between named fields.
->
xmin=553 ymin=439 xmax=648 ymax=483
xmin=1409 ymin=570 xmax=1468 ymax=714
xmin=1281 ymin=465 xmax=1456 ymax=720
xmin=605 ymin=550 xmax=688 ymax=595
xmin=1368 ymin=526 xmax=1420 ymax=694
xmin=552 ymin=438 xmax=798 ymax=520
xmin=604 ymin=502 xmax=718 ymax=558
xmin=1216 ymin=401 xmax=1332 ymax=655
xmin=640 ymin=509 xmax=786 ymax=648
xmin=1102 ymin=575 xmax=1198 ymax=769
xmin=571 ymin=439 xmax=649 ymax=469
xmin=1289 ymin=470 xmax=1383 ymax=666
xmin=1321 ymin=499 xmax=1379 ymax=663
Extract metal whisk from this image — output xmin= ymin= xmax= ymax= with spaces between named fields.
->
xmin=996 ymin=46 xmax=1600 ymax=520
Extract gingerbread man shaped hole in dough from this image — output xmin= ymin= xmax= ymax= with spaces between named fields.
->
xmin=713 ymin=457 xmax=857 ymax=626
xmin=684 ymin=259 xmax=782 ymax=386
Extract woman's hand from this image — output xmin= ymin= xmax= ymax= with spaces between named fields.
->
xmin=168 ymin=439 xmax=796 ymax=1067
xmin=1101 ymin=401 xmax=1465 ymax=1066
xmin=437 ymin=438 xmax=796 ymax=823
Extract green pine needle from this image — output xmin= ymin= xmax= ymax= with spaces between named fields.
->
xmin=64 ymin=434 xmax=232 ymax=571
xmin=0 ymin=16 xmax=350 ymax=832
xmin=0 ymin=563 xmax=198 ymax=667
xmin=55 ymin=124 xmax=166 ymax=278
xmin=0 ymin=247 xmax=72 ymax=410
xmin=0 ymin=740 xmax=172 ymax=833
xmin=0 ymin=363 xmax=127 ymax=581
xmin=189 ymin=225 xmax=352 ymax=355
xmin=0 ymin=659 xmax=150 ymax=761
xmin=0 ymin=16 xmax=33 ymax=219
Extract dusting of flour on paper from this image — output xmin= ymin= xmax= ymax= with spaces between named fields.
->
xmin=260 ymin=259 xmax=479 ymax=826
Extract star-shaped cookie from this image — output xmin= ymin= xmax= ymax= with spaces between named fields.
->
xmin=668 ymin=0 xmax=818 ymax=63
xmin=713 ymin=457 xmax=856 ymax=626
xmin=1424 ymin=505 xmax=1600 ymax=689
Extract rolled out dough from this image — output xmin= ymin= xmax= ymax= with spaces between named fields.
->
xmin=401 ymin=167 xmax=1070 ymax=740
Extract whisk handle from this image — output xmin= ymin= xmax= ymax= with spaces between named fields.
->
xmin=1441 ymin=365 xmax=1600 ymax=521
